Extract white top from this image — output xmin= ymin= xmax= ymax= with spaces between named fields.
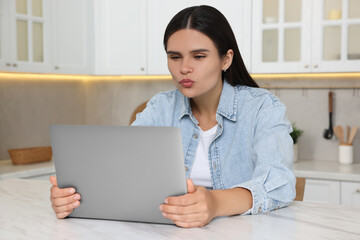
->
xmin=190 ymin=124 xmax=218 ymax=188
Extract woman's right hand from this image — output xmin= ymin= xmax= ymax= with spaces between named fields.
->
xmin=49 ymin=176 xmax=81 ymax=219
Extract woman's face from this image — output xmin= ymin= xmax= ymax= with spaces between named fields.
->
xmin=166 ymin=29 xmax=232 ymax=100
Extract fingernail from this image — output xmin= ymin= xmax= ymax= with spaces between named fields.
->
xmin=73 ymin=201 xmax=79 ymax=207
xmin=162 ymin=212 xmax=167 ymax=217
xmin=164 ymin=199 xmax=168 ymax=204
xmin=74 ymin=194 xmax=80 ymax=200
xmin=69 ymin=188 xmax=75 ymax=194
xmin=159 ymin=205 xmax=163 ymax=211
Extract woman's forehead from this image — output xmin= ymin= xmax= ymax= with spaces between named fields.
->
xmin=166 ymin=29 xmax=217 ymax=52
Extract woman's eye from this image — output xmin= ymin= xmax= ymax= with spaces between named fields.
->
xmin=194 ymin=55 xmax=205 ymax=59
xmin=170 ymin=55 xmax=181 ymax=60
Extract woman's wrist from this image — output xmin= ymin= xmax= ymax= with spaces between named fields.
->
xmin=210 ymin=187 xmax=253 ymax=217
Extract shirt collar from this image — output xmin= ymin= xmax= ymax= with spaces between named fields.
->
xmin=179 ymin=80 xmax=238 ymax=122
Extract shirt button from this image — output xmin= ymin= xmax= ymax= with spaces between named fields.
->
xmin=185 ymin=166 xmax=189 ymax=171
xmin=213 ymin=162 xmax=217 ymax=170
xmin=193 ymin=134 xmax=198 ymax=139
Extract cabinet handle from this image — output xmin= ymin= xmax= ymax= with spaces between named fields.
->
xmin=6 ymin=63 xmax=11 ymax=67
xmin=304 ymin=64 xmax=309 ymax=68
xmin=54 ymin=66 xmax=59 ymax=70
xmin=12 ymin=63 xmax=18 ymax=67
xmin=313 ymin=64 xmax=318 ymax=68
xmin=140 ymin=67 xmax=145 ymax=71
xmin=356 ymin=189 xmax=360 ymax=193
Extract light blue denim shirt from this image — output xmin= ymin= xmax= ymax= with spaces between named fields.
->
xmin=132 ymin=80 xmax=296 ymax=215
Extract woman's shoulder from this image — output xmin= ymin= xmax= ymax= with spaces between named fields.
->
xmin=147 ymin=88 xmax=180 ymax=107
xmin=236 ymin=85 xmax=283 ymax=109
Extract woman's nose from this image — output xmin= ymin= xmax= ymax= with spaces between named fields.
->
xmin=180 ymin=64 xmax=193 ymax=75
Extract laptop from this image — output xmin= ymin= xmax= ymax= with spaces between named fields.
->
xmin=50 ymin=125 xmax=187 ymax=224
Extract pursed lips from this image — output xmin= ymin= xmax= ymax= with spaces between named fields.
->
xmin=179 ymin=78 xmax=195 ymax=88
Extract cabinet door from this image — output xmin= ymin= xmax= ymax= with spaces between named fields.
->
xmin=51 ymin=0 xmax=90 ymax=74
xmin=93 ymin=0 xmax=147 ymax=75
xmin=199 ymin=0 xmax=252 ymax=72
xmin=252 ymin=0 xmax=312 ymax=73
xmin=341 ymin=181 xmax=360 ymax=207
xmin=303 ymin=179 xmax=340 ymax=204
xmin=311 ymin=0 xmax=360 ymax=72
xmin=8 ymin=0 xmax=51 ymax=73
xmin=0 ymin=0 xmax=11 ymax=70
xmin=147 ymin=0 xmax=195 ymax=75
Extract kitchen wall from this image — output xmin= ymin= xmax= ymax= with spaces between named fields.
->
xmin=0 ymin=79 xmax=86 ymax=159
xmin=0 ymin=78 xmax=359 ymax=163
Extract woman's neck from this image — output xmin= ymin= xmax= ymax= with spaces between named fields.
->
xmin=191 ymin=81 xmax=223 ymax=131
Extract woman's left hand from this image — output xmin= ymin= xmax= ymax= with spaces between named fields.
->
xmin=159 ymin=179 xmax=217 ymax=228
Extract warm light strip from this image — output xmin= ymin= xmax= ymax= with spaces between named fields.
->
xmin=0 ymin=72 xmax=172 ymax=81
xmin=251 ymin=72 xmax=360 ymax=79
xmin=1 ymin=72 xmax=360 ymax=81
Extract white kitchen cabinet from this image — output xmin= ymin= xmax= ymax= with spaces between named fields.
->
xmin=303 ymin=178 xmax=360 ymax=207
xmin=311 ymin=0 xmax=360 ymax=72
xmin=0 ymin=0 xmax=11 ymax=69
xmin=0 ymin=0 xmax=51 ymax=73
xmin=341 ymin=181 xmax=360 ymax=207
xmin=303 ymin=179 xmax=341 ymax=204
xmin=252 ymin=0 xmax=360 ymax=73
xmin=92 ymin=0 xmax=147 ymax=75
xmin=51 ymin=0 xmax=91 ymax=74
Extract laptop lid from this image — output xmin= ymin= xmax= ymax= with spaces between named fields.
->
xmin=50 ymin=125 xmax=187 ymax=224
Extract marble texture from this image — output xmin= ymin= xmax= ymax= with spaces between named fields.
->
xmin=0 ymin=159 xmax=55 ymax=180
xmin=294 ymin=160 xmax=360 ymax=181
xmin=1 ymin=179 xmax=360 ymax=240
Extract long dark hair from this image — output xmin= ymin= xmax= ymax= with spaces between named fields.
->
xmin=163 ymin=5 xmax=258 ymax=88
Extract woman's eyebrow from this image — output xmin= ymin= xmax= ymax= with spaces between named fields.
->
xmin=166 ymin=49 xmax=210 ymax=55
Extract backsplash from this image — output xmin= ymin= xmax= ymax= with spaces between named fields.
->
xmin=0 ymin=78 xmax=359 ymax=163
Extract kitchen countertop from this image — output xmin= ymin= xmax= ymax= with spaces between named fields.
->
xmin=294 ymin=160 xmax=360 ymax=181
xmin=0 ymin=179 xmax=359 ymax=240
xmin=0 ymin=159 xmax=55 ymax=180
xmin=1 ymin=158 xmax=360 ymax=182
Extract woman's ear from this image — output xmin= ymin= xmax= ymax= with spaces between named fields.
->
xmin=223 ymin=49 xmax=234 ymax=71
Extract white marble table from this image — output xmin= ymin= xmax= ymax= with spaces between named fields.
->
xmin=0 ymin=179 xmax=360 ymax=240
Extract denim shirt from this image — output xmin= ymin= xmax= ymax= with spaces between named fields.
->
xmin=132 ymin=80 xmax=296 ymax=215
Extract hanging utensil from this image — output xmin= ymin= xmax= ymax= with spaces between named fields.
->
xmin=323 ymin=91 xmax=333 ymax=139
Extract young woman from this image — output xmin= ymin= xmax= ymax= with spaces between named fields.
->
xmin=50 ymin=5 xmax=295 ymax=228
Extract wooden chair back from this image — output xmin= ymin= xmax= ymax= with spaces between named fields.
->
xmin=129 ymin=101 xmax=148 ymax=125
xmin=295 ymin=177 xmax=306 ymax=201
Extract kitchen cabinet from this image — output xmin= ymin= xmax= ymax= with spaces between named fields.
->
xmin=303 ymin=178 xmax=360 ymax=206
xmin=303 ymin=179 xmax=341 ymax=204
xmin=341 ymin=181 xmax=360 ymax=207
xmin=147 ymin=0 xmax=252 ymax=75
xmin=51 ymin=0 xmax=91 ymax=74
xmin=252 ymin=0 xmax=360 ymax=73
xmin=92 ymin=0 xmax=147 ymax=75
xmin=0 ymin=0 xmax=51 ymax=73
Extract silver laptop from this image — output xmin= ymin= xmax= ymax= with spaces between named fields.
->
xmin=50 ymin=125 xmax=187 ymax=224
